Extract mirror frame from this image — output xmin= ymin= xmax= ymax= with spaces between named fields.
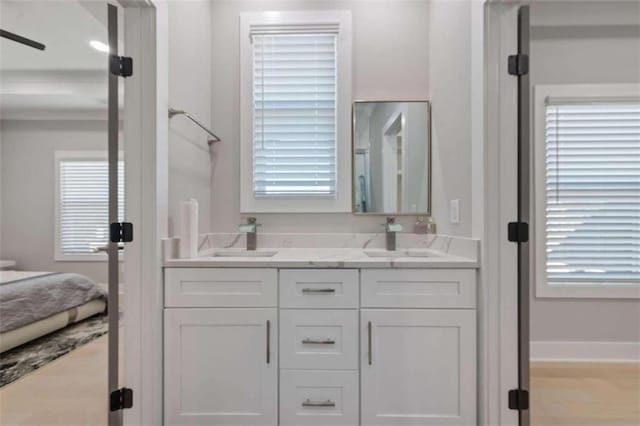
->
xmin=351 ymin=100 xmax=432 ymax=216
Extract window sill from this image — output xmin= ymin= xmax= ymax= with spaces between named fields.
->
xmin=536 ymin=283 xmax=640 ymax=299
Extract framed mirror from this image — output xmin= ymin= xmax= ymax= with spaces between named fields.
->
xmin=352 ymin=101 xmax=431 ymax=215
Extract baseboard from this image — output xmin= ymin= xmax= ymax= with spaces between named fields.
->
xmin=531 ymin=341 xmax=640 ymax=362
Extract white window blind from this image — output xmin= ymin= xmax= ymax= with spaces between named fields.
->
xmin=544 ymin=101 xmax=640 ymax=286
xmin=59 ymin=159 xmax=124 ymax=255
xmin=252 ymin=33 xmax=337 ymax=197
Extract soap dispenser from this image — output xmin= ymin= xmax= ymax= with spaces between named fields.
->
xmin=426 ymin=217 xmax=436 ymax=234
xmin=414 ymin=216 xmax=436 ymax=234
xmin=414 ymin=216 xmax=428 ymax=234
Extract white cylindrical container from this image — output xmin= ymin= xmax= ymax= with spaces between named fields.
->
xmin=179 ymin=198 xmax=199 ymax=259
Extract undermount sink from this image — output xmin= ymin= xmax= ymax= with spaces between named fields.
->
xmin=212 ymin=249 xmax=278 ymax=257
xmin=364 ymin=249 xmax=440 ymax=258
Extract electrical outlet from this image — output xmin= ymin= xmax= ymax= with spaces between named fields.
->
xmin=450 ymin=199 xmax=460 ymax=224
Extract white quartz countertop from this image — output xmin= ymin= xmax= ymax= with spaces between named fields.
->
xmin=164 ymin=247 xmax=478 ymax=269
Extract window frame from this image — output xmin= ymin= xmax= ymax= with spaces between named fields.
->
xmin=533 ymin=83 xmax=640 ymax=299
xmin=239 ymin=10 xmax=352 ymax=213
xmin=54 ymin=150 xmax=123 ymax=262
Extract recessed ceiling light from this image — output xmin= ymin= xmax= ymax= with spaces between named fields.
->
xmin=89 ymin=40 xmax=109 ymax=53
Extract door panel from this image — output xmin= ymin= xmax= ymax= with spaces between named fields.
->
xmin=164 ymin=308 xmax=278 ymax=426
xmin=107 ymin=4 xmax=126 ymax=425
xmin=515 ymin=6 xmax=531 ymax=426
xmin=361 ymin=309 xmax=476 ymax=426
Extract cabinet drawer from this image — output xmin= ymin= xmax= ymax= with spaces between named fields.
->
xmin=280 ymin=310 xmax=358 ymax=370
xmin=280 ymin=370 xmax=359 ymax=426
xmin=165 ymin=268 xmax=277 ymax=307
xmin=279 ymin=269 xmax=359 ymax=308
xmin=361 ymin=269 xmax=475 ymax=308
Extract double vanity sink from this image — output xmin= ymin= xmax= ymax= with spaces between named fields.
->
xmin=162 ymin=232 xmax=479 ymax=426
xmin=164 ymin=234 xmax=477 ymax=269
xmin=210 ymin=248 xmax=441 ymax=259
xmin=165 ymin=246 xmax=474 ymax=269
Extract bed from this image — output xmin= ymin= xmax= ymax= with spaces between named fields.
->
xmin=0 ymin=271 xmax=107 ymax=353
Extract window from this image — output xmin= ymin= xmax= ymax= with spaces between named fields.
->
xmin=240 ymin=11 xmax=352 ymax=212
xmin=534 ymin=84 xmax=640 ymax=298
xmin=253 ymin=33 xmax=336 ymax=197
xmin=55 ymin=151 xmax=124 ymax=261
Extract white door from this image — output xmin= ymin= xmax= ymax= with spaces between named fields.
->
xmin=361 ymin=309 xmax=476 ymax=425
xmin=164 ymin=308 xmax=278 ymax=426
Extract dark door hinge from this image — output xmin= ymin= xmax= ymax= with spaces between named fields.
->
xmin=110 ymin=222 xmax=134 ymax=243
xmin=110 ymin=387 xmax=133 ymax=411
xmin=508 ymin=53 xmax=529 ymax=76
xmin=508 ymin=222 xmax=529 ymax=243
xmin=110 ymin=55 xmax=133 ymax=77
xmin=508 ymin=388 xmax=529 ymax=410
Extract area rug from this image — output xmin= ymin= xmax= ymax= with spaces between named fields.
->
xmin=0 ymin=314 xmax=108 ymax=387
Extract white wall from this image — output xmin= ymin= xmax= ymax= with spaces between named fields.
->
xmin=529 ymin=1 xmax=640 ymax=345
xmin=428 ymin=0 xmax=472 ymax=236
xmin=0 ymin=120 xmax=109 ymax=283
xmin=167 ymin=0 xmax=213 ymax=236
xmin=160 ymin=0 xmax=476 ymax=235
xmin=184 ymin=0 xmax=474 ymax=234
xmin=207 ymin=0 xmax=430 ymax=232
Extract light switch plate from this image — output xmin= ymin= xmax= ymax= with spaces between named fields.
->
xmin=450 ymin=199 xmax=460 ymax=224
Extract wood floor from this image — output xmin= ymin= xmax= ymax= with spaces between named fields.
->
xmin=0 ymin=334 xmax=109 ymax=426
xmin=1 ymin=345 xmax=639 ymax=425
xmin=531 ymin=361 xmax=640 ymax=426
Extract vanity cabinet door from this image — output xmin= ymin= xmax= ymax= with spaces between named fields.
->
xmin=361 ymin=309 xmax=476 ymax=426
xmin=164 ymin=308 xmax=277 ymax=426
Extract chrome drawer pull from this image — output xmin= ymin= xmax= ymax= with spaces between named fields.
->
xmin=301 ymin=288 xmax=335 ymax=294
xmin=302 ymin=338 xmax=336 ymax=345
xmin=367 ymin=321 xmax=372 ymax=365
xmin=302 ymin=399 xmax=336 ymax=408
xmin=266 ymin=320 xmax=271 ymax=364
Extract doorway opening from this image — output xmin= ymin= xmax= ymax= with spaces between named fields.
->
xmin=525 ymin=2 xmax=640 ymax=425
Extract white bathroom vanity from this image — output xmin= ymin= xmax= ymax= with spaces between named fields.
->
xmin=163 ymin=234 xmax=479 ymax=426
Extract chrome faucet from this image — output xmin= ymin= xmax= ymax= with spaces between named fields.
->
xmin=238 ymin=217 xmax=259 ymax=251
xmin=383 ymin=217 xmax=403 ymax=251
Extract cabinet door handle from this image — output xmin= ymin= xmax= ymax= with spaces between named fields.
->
xmin=302 ymin=338 xmax=336 ymax=345
xmin=302 ymin=399 xmax=336 ymax=408
xmin=301 ymin=288 xmax=335 ymax=294
xmin=266 ymin=320 xmax=271 ymax=364
xmin=367 ymin=321 xmax=372 ymax=365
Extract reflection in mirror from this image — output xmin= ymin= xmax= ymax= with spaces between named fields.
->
xmin=352 ymin=101 xmax=431 ymax=215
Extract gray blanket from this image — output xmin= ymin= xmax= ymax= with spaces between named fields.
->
xmin=0 ymin=273 xmax=106 ymax=333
